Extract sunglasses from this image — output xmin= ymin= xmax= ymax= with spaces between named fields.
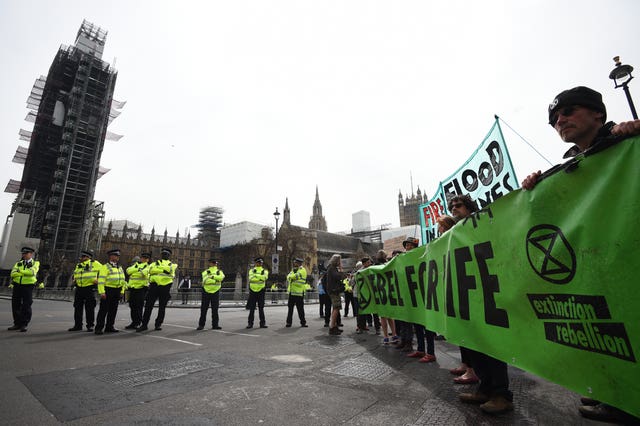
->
xmin=550 ymin=106 xmax=578 ymax=126
xmin=450 ymin=202 xmax=464 ymax=209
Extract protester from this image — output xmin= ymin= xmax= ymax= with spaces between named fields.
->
xmin=355 ymin=257 xmax=371 ymax=334
xmin=373 ymin=250 xmax=398 ymax=344
xmin=447 ymin=195 xmax=481 ymax=386
xmin=325 ymin=254 xmax=346 ymax=335
xmin=436 ymin=215 xmax=456 ymax=235
xmin=398 ymin=237 xmax=437 ymax=363
xmin=522 ymin=86 xmax=640 ymax=423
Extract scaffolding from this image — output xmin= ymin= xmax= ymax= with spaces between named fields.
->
xmin=5 ymin=21 xmax=123 ymax=271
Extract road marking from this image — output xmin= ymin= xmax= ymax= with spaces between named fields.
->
xmin=119 ymin=329 xmax=202 ymax=346
xmin=163 ymin=323 xmax=262 ymax=337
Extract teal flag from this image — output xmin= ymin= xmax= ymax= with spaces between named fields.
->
xmin=420 ymin=119 xmax=519 ymax=244
xmin=359 ymin=136 xmax=640 ymax=418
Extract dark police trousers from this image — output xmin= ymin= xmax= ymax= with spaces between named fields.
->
xmin=286 ymin=294 xmax=306 ymax=326
xmin=73 ymin=285 xmax=97 ymax=328
xmin=199 ymin=291 xmax=220 ymax=328
xmin=12 ymin=284 xmax=34 ymax=327
xmin=128 ymin=287 xmax=147 ymax=327
xmin=246 ymin=288 xmax=266 ymax=326
xmin=96 ymin=287 xmax=121 ymax=331
xmin=344 ymin=291 xmax=355 ymax=316
xmin=142 ymin=283 xmax=171 ymax=327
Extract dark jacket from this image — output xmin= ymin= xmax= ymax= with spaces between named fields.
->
xmin=326 ymin=265 xmax=345 ymax=295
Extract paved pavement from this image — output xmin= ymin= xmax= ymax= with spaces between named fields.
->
xmin=0 ymin=297 xmax=617 ymax=425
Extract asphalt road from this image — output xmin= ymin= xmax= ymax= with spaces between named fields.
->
xmin=0 ymin=297 xmax=614 ymax=425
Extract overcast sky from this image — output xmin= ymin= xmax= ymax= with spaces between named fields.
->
xmin=1 ymin=1 xmax=638 ymax=236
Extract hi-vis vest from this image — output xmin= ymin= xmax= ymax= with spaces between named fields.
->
xmin=343 ymin=278 xmax=352 ymax=293
xmin=73 ymin=259 xmax=102 ymax=287
xmin=11 ymin=259 xmax=40 ymax=285
xmin=98 ymin=263 xmax=127 ymax=294
xmin=126 ymin=261 xmax=150 ymax=289
xmin=202 ymin=266 xmax=225 ymax=294
xmin=286 ymin=267 xmax=307 ymax=297
xmin=149 ymin=259 xmax=178 ymax=286
xmin=249 ymin=266 xmax=268 ymax=292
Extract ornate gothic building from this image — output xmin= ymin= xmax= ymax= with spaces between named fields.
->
xmin=98 ymin=221 xmax=215 ymax=282
xmin=398 ymin=187 xmax=425 ymax=227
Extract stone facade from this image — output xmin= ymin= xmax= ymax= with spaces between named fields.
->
xmin=398 ymin=188 xmax=425 ymax=227
xmin=98 ymin=222 xmax=215 ymax=283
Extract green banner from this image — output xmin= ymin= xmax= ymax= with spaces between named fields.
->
xmin=357 ymin=136 xmax=640 ymax=417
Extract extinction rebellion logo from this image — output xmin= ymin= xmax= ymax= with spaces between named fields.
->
xmin=525 ymin=224 xmax=635 ymax=362
xmin=525 ymin=224 xmax=576 ymax=284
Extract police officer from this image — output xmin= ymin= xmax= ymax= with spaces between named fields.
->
xmin=8 ymin=247 xmax=40 ymax=332
xmin=69 ymin=250 xmax=101 ymax=332
xmin=285 ymin=257 xmax=308 ymax=328
xmin=95 ymin=249 xmax=126 ymax=334
xmin=246 ymin=257 xmax=269 ymax=329
xmin=125 ymin=252 xmax=151 ymax=329
xmin=137 ymin=248 xmax=178 ymax=332
xmin=198 ymin=258 xmax=225 ymax=330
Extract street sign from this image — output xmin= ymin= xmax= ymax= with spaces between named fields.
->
xmin=271 ymin=253 xmax=279 ymax=274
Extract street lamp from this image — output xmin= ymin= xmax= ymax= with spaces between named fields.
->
xmin=273 ymin=207 xmax=280 ymax=253
xmin=609 ymin=56 xmax=638 ymax=119
xmin=272 ymin=207 xmax=281 ymax=274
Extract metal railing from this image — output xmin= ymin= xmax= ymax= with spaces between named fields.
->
xmin=0 ymin=286 xmax=320 ymax=307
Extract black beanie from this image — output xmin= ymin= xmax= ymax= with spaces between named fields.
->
xmin=548 ymin=86 xmax=606 ymax=125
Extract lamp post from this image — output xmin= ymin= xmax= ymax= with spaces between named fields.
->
xmin=609 ymin=56 xmax=638 ymax=119
xmin=273 ymin=207 xmax=280 ymax=253
xmin=272 ymin=207 xmax=280 ymax=274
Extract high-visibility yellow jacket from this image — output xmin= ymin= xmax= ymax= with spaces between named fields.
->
xmin=73 ymin=259 xmax=102 ymax=287
xmin=249 ymin=266 xmax=268 ymax=292
xmin=343 ymin=278 xmax=352 ymax=293
xmin=126 ymin=261 xmax=150 ymax=289
xmin=286 ymin=267 xmax=307 ymax=297
xmin=149 ymin=259 xmax=178 ymax=286
xmin=11 ymin=259 xmax=40 ymax=285
xmin=202 ymin=266 xmax=225 ymax=294
xmin=98 ymin=262 xmax=127 ymax=294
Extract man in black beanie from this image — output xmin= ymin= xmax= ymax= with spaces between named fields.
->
xmin=522 ymin=86 xmax=640 ymax=189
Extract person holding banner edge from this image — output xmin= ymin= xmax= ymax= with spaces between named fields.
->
xmin=448 ymin=194 xmax=514 ymax=414
xmin=522 ymin=86 xmax=640 ymax=423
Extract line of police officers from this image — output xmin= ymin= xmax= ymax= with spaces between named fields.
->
xmin=8 ymin=247 xmax=312 ymax=333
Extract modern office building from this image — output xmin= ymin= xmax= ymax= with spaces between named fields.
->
xmin=3 ymin=20 xmax=122 ymax=279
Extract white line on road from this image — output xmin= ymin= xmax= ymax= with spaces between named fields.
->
xmin=119 ymin=329 xmax=202 ymax=346
xmin=163 ymin=323 xmax=262 ymax=338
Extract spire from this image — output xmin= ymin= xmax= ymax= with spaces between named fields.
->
xmin=309 ymin=185 xmax=327 ymax=231
xmin=283 ymin=197 xmax=291 ymax=225
xmin=410 ymin=171 xmax=414 ymax=196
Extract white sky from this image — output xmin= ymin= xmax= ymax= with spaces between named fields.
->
xmin=1 ymin=1 xmax=638 ymax=235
